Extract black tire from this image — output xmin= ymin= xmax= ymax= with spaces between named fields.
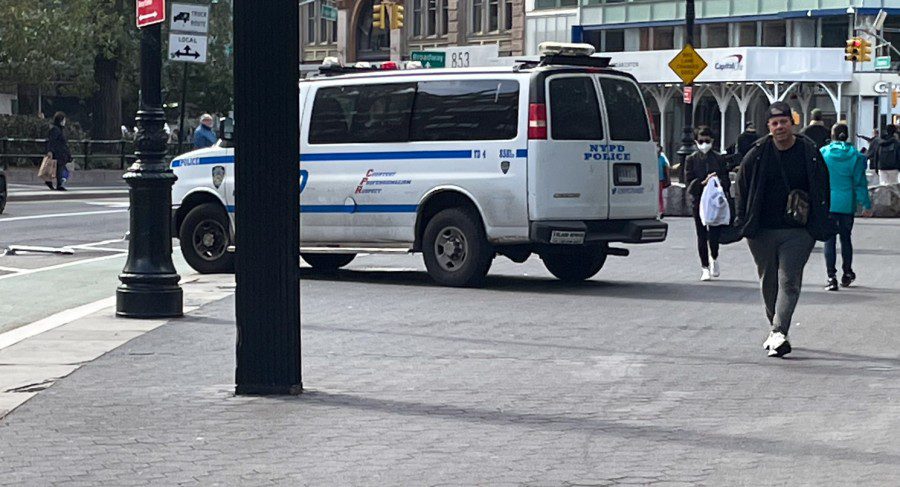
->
xmin=179 ymin=203 xmax=234 ymax=274
xmin=541 ymin=246 xmax=608 ymax=282
xmin=422 ymin=207 xmax=493 ymax=287
xmin=301 ymin=253 xmax=356 ymax=271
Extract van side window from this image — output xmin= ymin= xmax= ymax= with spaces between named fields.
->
xmin=549 ymin=77 xmax=604 ymax=140
xmin=599 ymin=78 xmax=650 ymax=141
xmin=309 ymin=83 xmax=416 ymax=144
xmin=410 ymin=80 xmax=519 ymax=141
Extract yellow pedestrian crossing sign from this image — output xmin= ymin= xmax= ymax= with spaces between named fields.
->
xmin=668 ymin=44 xmax=707 ymax=85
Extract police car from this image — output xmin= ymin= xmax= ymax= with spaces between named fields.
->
xmin=170 ymin=42 xmax=668 ymax=287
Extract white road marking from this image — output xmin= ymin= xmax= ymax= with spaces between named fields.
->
xmin=0 ymin=266 xmax=26 ymax=273
xmin=0 ymin=245 xmax=181 ymax=281
xmin=0 ymin=209 xmax=126 ymax=223
xmin=69 ymin=246 xmax=128 ymax=253
xmin=84 ymin=201 xmax=131 ymax=208
xmin=0 ymin=297 xmax=116 ymax=350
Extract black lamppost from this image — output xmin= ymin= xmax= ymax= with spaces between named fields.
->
xmin=675 ymin=0 xmax=697 ymax=180
xmin=117 ymin=22 xmax=184 ymax=318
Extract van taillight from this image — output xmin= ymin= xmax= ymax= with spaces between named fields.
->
xmin=528 ymin=103 xmax=547 ymax=139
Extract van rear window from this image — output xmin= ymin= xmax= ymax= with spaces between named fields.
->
xmin=308 ymin=79 xmax=519 ymax=144
xmin=549 ymin=77 xmax=604 ymax=140
xmin=599 ymin=78 xmax=651 ymax=141
xmin=410 ymin=80 xmax=519 ymax=141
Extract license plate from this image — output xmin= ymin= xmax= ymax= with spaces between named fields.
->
xmin=550 ymin=230 xmax=585 ymax=245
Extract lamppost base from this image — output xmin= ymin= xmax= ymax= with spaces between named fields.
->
xmin=116 ymin=284 xmax=184 ymax=318
xmin=234 ymin=384 xmax=304 ymax=396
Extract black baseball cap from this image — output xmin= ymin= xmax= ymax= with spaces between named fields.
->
xmin=767 ymin=101 xmax=793 ymax=121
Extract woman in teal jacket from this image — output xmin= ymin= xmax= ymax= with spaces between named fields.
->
xmin=820 ymin=123 xmax=872 ymax=291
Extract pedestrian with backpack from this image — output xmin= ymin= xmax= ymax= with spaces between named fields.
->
xmin=734 ymin=101 xmax=833 ymax=358
xmin=867 ymin=124 xmax=899 ymax=185
xmin=821 ymin=123 xmax=872 ymax=291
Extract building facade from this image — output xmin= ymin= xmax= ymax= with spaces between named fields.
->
xmin=526 ymin=0 xmax=900 ymax=156
xmin=301 ymin=0 xmax=527 ymax=64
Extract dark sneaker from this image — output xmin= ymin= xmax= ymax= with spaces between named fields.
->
xmin=45 ymin=181 xmax=54 ymax=190
xmin=56 ymin=186 xmax=67 ymax=191
xmin=840 ymin=271 xmax=855 ymax=288
xmin=825 ymin=278 xmax=838 ymax=291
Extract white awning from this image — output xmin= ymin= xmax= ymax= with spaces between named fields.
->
xmin=605 ymin=47 xmax=853 ymax=84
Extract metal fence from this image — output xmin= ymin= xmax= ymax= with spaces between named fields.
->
xmin=0 ymin=138 xmax=190 ymax=170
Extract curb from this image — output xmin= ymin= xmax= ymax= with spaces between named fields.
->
xmin=8 ymin=190 xmax=130 ymax=203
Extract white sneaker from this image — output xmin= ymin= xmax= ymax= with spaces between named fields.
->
xmin=711 ymin=259 xmax=720 ymax=277
xmin=700 ymin=267 xmax=712 ymax=281
xmin=763 ymin=332 xmax=791 ymax=357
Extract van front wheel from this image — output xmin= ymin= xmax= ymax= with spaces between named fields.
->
xmin=422 ymin=207 xmax=493 ymax=287
xmin=541 ymin=246 xmax=608 ymax=282
xmin=179 ymin=203 xmax=234 ymax=274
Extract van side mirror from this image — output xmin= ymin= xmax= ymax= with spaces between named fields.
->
xmin=219 ymin=117 xmax=234 ymax=142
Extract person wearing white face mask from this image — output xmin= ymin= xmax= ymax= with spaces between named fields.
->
xmin=684 ymin=126 xmax=730 ymax=281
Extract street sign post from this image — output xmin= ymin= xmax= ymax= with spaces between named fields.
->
xmin=136 ymin=0 xmax=166 ymax=28
xmin=322 ymin=4 xmax=338 ymax=21
xmin=874 ymin=56 xmax=891 ymax=70
xmin=411 ymin=51 xmax=445 ymax=68
xmin=170 ymin=3 xmax=210 ymax=33
xmin=668 ymin=44 xmax=707 ymax=85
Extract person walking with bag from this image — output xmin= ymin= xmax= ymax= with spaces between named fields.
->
xmin=821 ymin=123 xmax=872 ymax=291
xmin=867 ymin=124 xmax=899 ymax=185
xmin=684 ymin=126 xmax=730 ymax=281
xmin=735 ymin=101 xmax=832 ymax=358
xmin=45 ymin=112 xmax=72 ymax=191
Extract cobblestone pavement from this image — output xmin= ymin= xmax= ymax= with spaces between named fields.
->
xmin=1 ymin=218 xmax=898 ymax=485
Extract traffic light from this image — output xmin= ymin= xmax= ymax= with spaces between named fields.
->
xmin=845 ymin=37 xmax=862 ymax=61
xmin=858 ymin=37 xmax=872 ymax=62
xmin=390 ymin=4 xmax=405 ymax=30
xmin=372 ymin=3 xmax=386 ymax=30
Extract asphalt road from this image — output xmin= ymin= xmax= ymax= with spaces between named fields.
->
xmin=0 ymin=197 xmax=190 ymax=334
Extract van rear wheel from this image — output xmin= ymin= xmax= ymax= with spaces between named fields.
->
xmin=301 ymin=253 xmax=356 ymax=271
xmin=422 ymin=207 xmax=493 ymax=287
xmin=541 ymin=246 xmax=608 ymax=282
xmin=179 ymin=203 xmax=234 ymax=274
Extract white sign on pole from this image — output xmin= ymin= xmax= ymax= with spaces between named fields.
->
xmin=433 ymin=45 xmax=501 ymax=68
xmin=168 ymin=33 xmax=208 ymax=63
xmin=170 ymin=3 xmax=210 ymax=33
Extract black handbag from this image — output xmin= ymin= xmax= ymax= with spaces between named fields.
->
xmin=785 ymin=189 xmax=810 ymax=226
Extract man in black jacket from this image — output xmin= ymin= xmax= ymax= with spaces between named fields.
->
xmin=733 ymin=122 xmax=758 ymax=168
xmin=867 ymin=124 xmax=899 ymax=185
xmin=735 ymin=101 xmax=832 ymax=358
xmin=799 ymin=108 xmax=830 ymax=151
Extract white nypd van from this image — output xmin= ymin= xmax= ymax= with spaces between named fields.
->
xmin=171 ymin=43 xmax=668 ymax=287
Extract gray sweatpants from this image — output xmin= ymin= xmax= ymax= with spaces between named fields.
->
xmin=746 ymin=228 xmax=815 ymax=335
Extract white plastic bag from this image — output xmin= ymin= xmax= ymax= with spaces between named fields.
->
xmin=699 ymin=176 xmax=730 ymax=226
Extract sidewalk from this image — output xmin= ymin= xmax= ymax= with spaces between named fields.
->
xmin=4 ymin=168 xmax=129 ymax=202
xmin=1 ymin=220 xmax=898 ymax=486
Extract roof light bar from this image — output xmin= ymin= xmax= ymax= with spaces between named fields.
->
xmin=538 ymin=42 xmax=595 ymax=57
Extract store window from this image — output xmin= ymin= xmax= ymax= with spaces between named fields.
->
xmin=471 ymin=0 xmax=516 ymax=34
xmin=762 ymin=21 xmax=786 ymax=47
xmin=534 ymin=0 xmax=575 ymax=9
xmin=304 ymin=2 xmax=337 ymax=45
xmin=704 ymin=24 xmax=728 ymax=48
xmin=653 ymin=26 xmax=675 ymax=50
xmin=605 ymin=30 xmax=625 ymax=52
xmin=410 ymin=0 xmax=447 ymax=37
xmin=820 ymin=17 xmax=848 ymax=47
xmin=737 ymin=22 xmax=756 ymax=46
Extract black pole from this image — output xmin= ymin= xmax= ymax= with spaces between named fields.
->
xmin=233 ymin=0 xmax=301 ymax=395
xmin=178 ymin=63 xmax=189 ymax=154
xmin=117 ymin=23 xmax=183 ymax=318
xmin=676 ymin=0 xmax=696 ymax=180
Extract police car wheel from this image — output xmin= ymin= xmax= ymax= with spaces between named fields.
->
xmin=180 ymin=203 xmax=234 ymax=274
xmin=541 ymin=246 xmax=607 ymax=283
xmin=301 ymin=253 xmax=356 ymax=271
xmin=422 ymin=207 xmax=493 ymax=287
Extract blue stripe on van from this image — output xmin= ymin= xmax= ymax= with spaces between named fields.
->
xmin=226 ymin=204 xmax=418 ymax=214
xmin=173 ymin=149 xmax=528 ymax=167
xmin=300 ymin=150 xmax=473 ymax=162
